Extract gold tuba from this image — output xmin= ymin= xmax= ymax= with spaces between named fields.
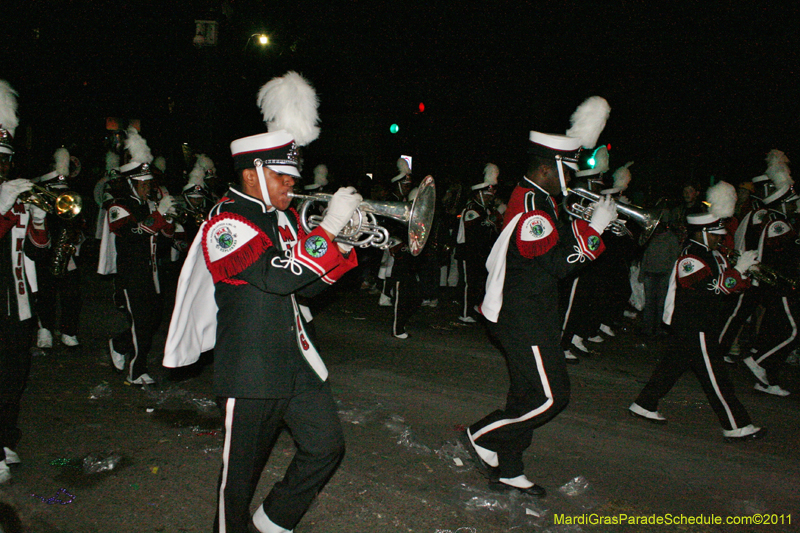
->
xmin=563 ymin=187 xmax=663 ymax=246
xmin=19 ymin=185 xmax=83 ymax=220
xmin=289 ymin=175 xmax=436 ymax=256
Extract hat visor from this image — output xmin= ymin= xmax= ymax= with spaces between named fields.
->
xmin=267 ymin=164 xmax=300 ymax=178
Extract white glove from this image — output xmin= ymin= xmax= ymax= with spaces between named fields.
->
xmin=319 ymin=187 xmax=362 ymax=236
xmin=157 ymin=194 xmax=177 ymax=216
xmin=0 ymin=179 xmax=33 ymax=214
xmin=735 ymin=250 xmax=759 ymax=275
xmin=28 ymin=204 xmax=47 ymax=226
xmin=589 ymin=195 xmax=618 ymax=234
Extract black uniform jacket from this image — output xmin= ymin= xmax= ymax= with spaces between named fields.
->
xmin=497 ymin=179 xmax=605 ymax=342
xmin=205 ymin=187 xmax=357 ymax=399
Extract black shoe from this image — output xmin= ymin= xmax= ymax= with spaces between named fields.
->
xmin=489 ymin=480 xmax=547 ymax=498
xmin=461 ymin=430 xmax=499 ymax=481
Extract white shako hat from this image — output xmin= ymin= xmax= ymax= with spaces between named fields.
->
xmin=759 ymin=149 xmax=796 ymax=205
xmin=35 ymin=147 xmax=71 ymax=190
xmin=119 ymin=127 xmax=154 ymax=181
xmin=0 ymin=80 xmax=19 ymax=156
xmin=688 ymin=181 xmax=737 ymax=235
xmin=305 ymin=164 xmax=329 ymax=191
xmin=230 ymin=71 xmax=320 ymax=209
xmin=472 ymin=163 xmax=499 ymax=191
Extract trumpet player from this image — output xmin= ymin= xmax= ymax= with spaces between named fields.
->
xmin=630 ymin=182 xmax=764 ymax=441
xmin=466 ymin=96 xmax=613 ymax=498
xmin=32 ymin=148 xmax=85 ymax=349
xmin=101 ymin=127 xmax=176 ymax=386
xmin=0 ymin=80 xmax=50 ymax=483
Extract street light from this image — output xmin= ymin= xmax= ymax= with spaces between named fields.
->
xmin=245 ymin=33 xmax=270 ymax=50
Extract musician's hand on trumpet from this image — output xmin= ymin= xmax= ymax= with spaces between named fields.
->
xmin=318 ymin=186 xmax=363 ymax=249
xmin=0 ymin=178 xmax=33 ymax=215
xmin=734 ymin=250 xmax=760 ymax=276
xmin=588 ymin=195 xmax=618 ymax=234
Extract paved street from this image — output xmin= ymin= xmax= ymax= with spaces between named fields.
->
xmin=1 ymin=260 xmax=799 ymax=533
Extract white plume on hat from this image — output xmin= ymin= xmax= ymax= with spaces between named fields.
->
xmin=154 ymin=156 xmax=166 ymax=173
xmin=706 ymin=181 xmax=737 ymax=219
xmin=54 ymin=147 xmax=70 ymax=177
xmin=105 ymin=151 xmax=120 ymax=171
xmin=0 ymin=80 xmax=19 ymax=137
xmin=765 ymin=149 xmax=792 ymax=189
xmin=125 ymin=127 xmax=153 ymax=165
xmin=257 ymin=71 xmax=320 ymax=147
xmin=484 ymin=163 xmax=499 ymax=185
xmin=566 ymin=96 xmax=611 ymax=149
xmin=189 ymin=154 xmax=214 ymax=184
xmin=392 ymin=157 xmax=411 ymax=183
xmin=612 ymin=161 xmax=633 ymax=191
xmin=313 ymin=164 xmax=328 ymax=186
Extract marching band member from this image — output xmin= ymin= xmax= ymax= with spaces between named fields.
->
xmin=732 ymin=150 xmax=798 ymax=396
xmin=33 ymin=147 xmax=85 ymax=348
xmin=466 ymin=96 xmax=614 ymax=497
xmin=629 ymin=182 xmax=764 ymax=440
xmin=164 ymin=71 xmax=360 ymax=533
xmin=100 ymin=127 xmax=177 ymax=385
xmin=456 ymin=163 xmax=501 ymax=323
xmin=0 ymin=80 xmax=50 ymax=483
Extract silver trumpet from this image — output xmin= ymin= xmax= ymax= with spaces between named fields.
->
xmin=288 ymin=175 xmax=436 ymax=256
xmin=563 ymin=187 xmax=663 ymax=246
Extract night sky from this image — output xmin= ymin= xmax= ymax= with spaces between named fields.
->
xmin=2 ymin=1 xmax=799 ymax=202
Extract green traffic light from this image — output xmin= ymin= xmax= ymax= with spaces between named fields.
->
xmin=390 ymin=124 xmax=399 ymax=134
xmin=588 ymin=156 xmax=596 ymax=168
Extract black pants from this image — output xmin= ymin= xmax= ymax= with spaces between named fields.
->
xmin=214 ymin=383 xmax=345 ymax=532
xmin=0 ymin=315 xmax=34 ymax=460
xmin=750 ymin=293 xmax=798 ymax=385
xmin=458 ymin=257 xmax=487 ymax=320
xmin=635 ymin=331 xmax=752 ymax=431
xmin=719 ymin=288 xmax=763 ymax=357
xmin=112 ymin=282 xmax=162 ymax=381
xmin=469 ymin=324 xmax=570 ymax=479
xmin=35 ymin=266 xmax=82 ymax=337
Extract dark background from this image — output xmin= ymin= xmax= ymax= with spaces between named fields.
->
xmin=2 ymin=1 xmax=799 ymax=203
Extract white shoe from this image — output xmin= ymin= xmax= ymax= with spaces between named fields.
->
xmin=393 ymin=332 xmax=409 ymax=339
xmin=3 ymin=448 xmax=20 ymax=465
xmin=37 ymin=328 xmax=53 ymax=349
xmin=564 ymin=350 xmax=579 ymax=364
xmin=109 ymin=339 xmax=125 ymax=371
xmin=742 ymin=356 xmax=769 ymax=386
xmin=599 ymin=323 xmax=616 ymax=337
xmin=754 ymin=384 xmax=790 ymax=397
xmin=723 ymin=356 xmax=735 ymax=364
xmin=127 ymin=373 xmax=155 ymax=386
xmin=587 ymin=335 xmax=604 ymax=344
xmin=629 ymin=402 xmax=667 ymax=423
xmin=378 ymin=294 xmax=392 ymax=307
xmin=421 ymin=298 xmax=439 ymax=308
xmin=623 ymin=310 xmax=638 ymax=319
xmin=61 ymin=334 xmax=80 ymax=347
xmin=571 ymin=334 xmax=590 ymax=353
xmin=458 ymin=316 xmax=477 ymax=323
xmin=252 ymin=505 xmax=293 ymax=533
xmin=0 ymin=460 xmax=10 ymax=484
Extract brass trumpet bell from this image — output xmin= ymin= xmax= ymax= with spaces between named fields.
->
xmin=19 ymin=185 xmax=83 ymax=220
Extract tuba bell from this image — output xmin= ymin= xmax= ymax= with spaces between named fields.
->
xmin=563 ymin=187 xmax=663 ymax=246
xmin=289 ymin=175 xmax=436 ymax=256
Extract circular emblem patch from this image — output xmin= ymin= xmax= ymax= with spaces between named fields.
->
xmin=724 ymin=277 xmax=737 ymax=289
xmin=774 ymin=222 xmax=785 ymax=233
xmin=682 ymin=262 xmax=694 ymax=273
xmin=531 ymin=222 xmax=545 ymax=237
xmin=587 ymin=235 xmax=600 ymax=251
xmin=305 ymin=235 xmax=328 ymax=258
xmin=213 ymin=225 xmax=237 ymax=253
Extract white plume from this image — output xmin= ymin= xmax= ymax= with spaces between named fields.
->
xmin=54 ymin=148 xmax=70 ymax=177
xmin=0 ymin=80 xmax=19 ymax=136
xmin=483 ymin=163 xmax=499 ymax=185
xmin=154 ymin=156 xmax=166 ymax=173
xmin=196 ymin=154 xmax=215 ymax=172
xmin=765 ymin=149 xmax=793 ymax=188
xmin=257 ymin=71 xmax=320 ymax=147
xmin=707 ymin=181 xmax=737 ymax=219
xmin=189 ymin=154 xmax=214 ymax=185
xmin=125 ymin=127 xmax=153 ymax=164
xmin=105 ymin=151 xmax=120 ymax=171
xmin=313 ymin=164 xmax=329 ymax=186
xmin=566 ymin=96 xmax=610 ymax=149
xmin=592 ymin=146 xmax=610 ymax=173
xmin=612 ymin=161 xmax=633 ymax=191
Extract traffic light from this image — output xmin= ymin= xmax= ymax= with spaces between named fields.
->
xmin=390 ymin=124 xmax=400 ymax=134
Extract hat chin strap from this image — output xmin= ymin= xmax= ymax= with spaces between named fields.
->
xmin=702 ymin=231 xmax=709 ymax=248
xmin=254 ymin=159 xmax=274 ymax=210
xmin=555 ymin=156 xmax=569 ymax=197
